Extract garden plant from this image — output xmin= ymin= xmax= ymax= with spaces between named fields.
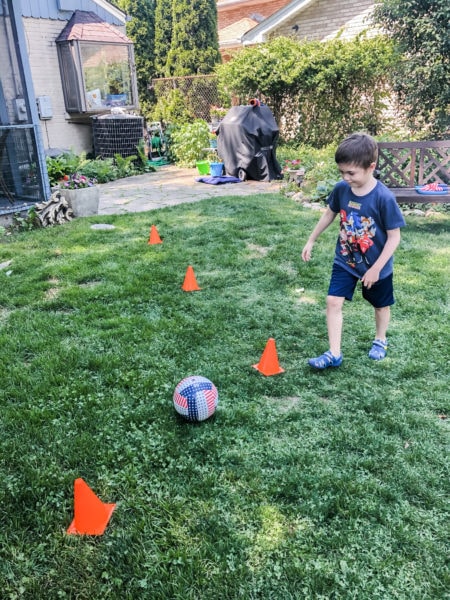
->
xmin=46 ymin=143 xmax=155 ymax=189
xmin=0 ymin=193 xmax=448 ymax=598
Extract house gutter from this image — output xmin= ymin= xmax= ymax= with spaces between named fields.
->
xmin=241 ymin=0 xmax=316 ymax=44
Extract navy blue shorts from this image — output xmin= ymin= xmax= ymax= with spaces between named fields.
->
xmin=328 ymin=263 xmax=395 ymax=308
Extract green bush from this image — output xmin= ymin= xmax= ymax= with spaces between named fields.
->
xmin=278 ymin=143 xmax=339 ymax=202
xmin=113 ymin=154 xmax=139 ymax=179
xmin=373 ymin=0 xmax=450 ymax=137
xmin=151 ymin=88 xmax=194 ymax=125
xmin=170 ymin=119 xmax=210 ymax=167
xmin=46 ymin=152 xmax=88 ymax=186
xmin=46 ymin=145 xmax=156 ymax=186
xmin=217 ymin=34 xmax=396 ymax=147
xmin=77 ymin=157 xmax=118 ymax=183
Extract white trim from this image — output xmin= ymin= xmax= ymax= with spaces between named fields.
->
xmin=220 ymin=40 xmax=244 ymax=48
xmin=218 ymin=0 xmax=266 ymax=7
xmin=92 ymin=0 xmax=127 ymax=23
xmin=242 ymin=0 xmax=316 ymax=43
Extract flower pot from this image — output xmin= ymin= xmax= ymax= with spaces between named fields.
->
xmin=286 ymin=168 xmax=305 ymax=186
xmin=209 ymin=162 xmax=224 ymax=177
xmin=61 ymin=186 xmax=100 ymax=217
xmin=196 ymin=160 xmax=210 ymax=175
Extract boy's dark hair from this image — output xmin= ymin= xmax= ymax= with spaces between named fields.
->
xmin=335 ymin=133 xmax=378 ymax=169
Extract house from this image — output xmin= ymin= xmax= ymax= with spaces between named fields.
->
xmin=242 ymin=0 xmax=375 ymax=43
xmin=218 ymin=0 xmax=293 ymax=58
xmin=0 ymin=0 xmax=138 ymax=212
xmin=218 ymin=0 xmax=375 ymax=57
xmin=217 ymin=0 xmax=292 ymax=30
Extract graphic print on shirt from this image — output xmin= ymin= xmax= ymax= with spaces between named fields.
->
xmin=339 ymin=209 xmax=375 ymax=268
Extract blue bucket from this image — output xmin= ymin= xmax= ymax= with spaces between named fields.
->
xmin=210 ymin=162 xmax=224 ymax=177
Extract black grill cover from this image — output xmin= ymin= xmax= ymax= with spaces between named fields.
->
xmin=217 ymin=104 xmax=282 ymax=182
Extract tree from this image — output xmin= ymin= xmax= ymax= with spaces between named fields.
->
xmin=108 ymin=0 xmax=156 ymax=112
xmin=164 ymin=0 xmax=221 ymax=76
xmin=373 ymin=0 xmax=450 ymax=136
xmin=154 ymin=0 xmax=173 ymax=77
xmin=124 ymin=0 xmax=155 ymax=112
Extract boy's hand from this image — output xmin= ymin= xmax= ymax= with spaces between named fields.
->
xmin=361 ymin=266 xmax=380 ymax=289
xmin=302 ymin=241 xmax=314 ymax=262
xmin=302 ymin=208 xmax=337 ymax=262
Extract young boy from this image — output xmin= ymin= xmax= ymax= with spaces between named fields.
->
xmin=302 ymin=133 xmax=406 ymax=369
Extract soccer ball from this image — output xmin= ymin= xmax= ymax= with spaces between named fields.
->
xmin=173 ymin=375 xmax=218 ymax=422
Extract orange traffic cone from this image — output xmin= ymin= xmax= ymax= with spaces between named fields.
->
xmin=252 ymin=338 xmax=285 ymax=376
xmin=67 ymin=478 xmax=116 ymax=535
xmin=148 ymin=225 xmax=162 ymax=245
xmin=182 ymin=265 xmax=201 ymax=291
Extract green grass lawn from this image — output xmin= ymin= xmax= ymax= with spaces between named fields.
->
xmin=0 ymin=195 xmax=448 ymax=599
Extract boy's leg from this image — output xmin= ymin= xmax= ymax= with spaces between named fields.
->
xmin=363 ymin=275 xmax=394 ymax=360
xmin=308 ymin=266 xmax=356 ymax=369
xmin=308 ymin=295 xmax=345 ymax=369
xmin=374 ymin=305 xmax=390 ymax=342
xmin=327 ymin=295 xmax=346 ymax=357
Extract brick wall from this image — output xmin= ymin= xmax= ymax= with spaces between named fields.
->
xmin=218 ymin=0 xmax=292 ymax=29
xmin=270 ymin=0 xmax=375 ymax=41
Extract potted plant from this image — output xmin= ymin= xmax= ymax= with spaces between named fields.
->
xmin=209 ymin=105 xmax=228 ymax=124
xmin=58 ymin=172 xmax=99 ymax=217
xmin=206 ymin=150 xmax=224 ymax=177
xmin=283 ymin=159 xmax=305 ymax=186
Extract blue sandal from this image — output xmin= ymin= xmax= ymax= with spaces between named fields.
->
xmin=368 ymin=339 xmax=388 ymax=360
xmin=308 ymin=350 xmax=343 ymax=370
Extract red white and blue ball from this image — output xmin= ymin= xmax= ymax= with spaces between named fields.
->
xmin=173 ymin=376 xmax=218 ymax=421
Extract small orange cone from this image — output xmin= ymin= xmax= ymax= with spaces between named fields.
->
xmin=252 ymin=338 xmax=285 ymax=376
xmin=148 ymin=225 xmax=162 ymax=245
xmin=67 ymin=478 xmax=116 ymax=535
xmin=182 ymin=265 xmax=201 ymax=291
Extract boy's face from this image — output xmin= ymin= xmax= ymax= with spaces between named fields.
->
xmin=337 ymin=162 xmax=376 ymax=191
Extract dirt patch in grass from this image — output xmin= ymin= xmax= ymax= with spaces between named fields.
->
xmin=293 ymin=288 xmax=317 ymax=304
xmin=79 ymin=280 xmax=102 ymax=288
xmin=45 ymin=278 xmax=60 ymax=301
xmin=45 ymin=287 xmax=59 ymax=301
xmin=0 ymin=308 xmax=12 ymax=324
xmin=246 ymin=243 xmax=270 ymax=258
xmin=267 ymin=396 xmax=303 ymax=412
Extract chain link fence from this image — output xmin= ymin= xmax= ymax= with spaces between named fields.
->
xmin=150 ymin=75 xmax=292 ymax=138
xmin=150 ymin=74 xmax=224 ymax=122
xmin=150 ymin=75 xmax=300 ymax=141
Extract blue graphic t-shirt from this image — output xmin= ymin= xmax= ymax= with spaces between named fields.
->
xmin=328 ymin=180 xmax=406 ymax=278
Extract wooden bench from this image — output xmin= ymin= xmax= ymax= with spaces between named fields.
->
xmin=376 ymin=140 xmax=450 ymax=203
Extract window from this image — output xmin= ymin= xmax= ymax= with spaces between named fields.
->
xmin=56 ymin=11 xmax=138 ymax=115
xmin=81 ymin=42 xmax=135 ymax=110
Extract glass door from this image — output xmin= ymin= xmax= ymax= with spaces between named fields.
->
xmin=0 ymin=1 xmax=48 ymax=211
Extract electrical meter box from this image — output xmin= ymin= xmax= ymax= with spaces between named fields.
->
xmin=36 ymin=96 xmax=53 ymax=120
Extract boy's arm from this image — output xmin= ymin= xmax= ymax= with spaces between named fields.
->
xmin=361 ymin=228 xmax=401 ymax=289
xmin=302 ymin=207 xmax=338 ymax=262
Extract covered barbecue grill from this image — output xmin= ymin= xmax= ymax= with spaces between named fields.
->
xmin=216 ymin=101 xmax=283 ymax=182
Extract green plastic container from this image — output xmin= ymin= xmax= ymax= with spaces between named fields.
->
xmin=196 ymin=160 xmax=210 ymax=175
